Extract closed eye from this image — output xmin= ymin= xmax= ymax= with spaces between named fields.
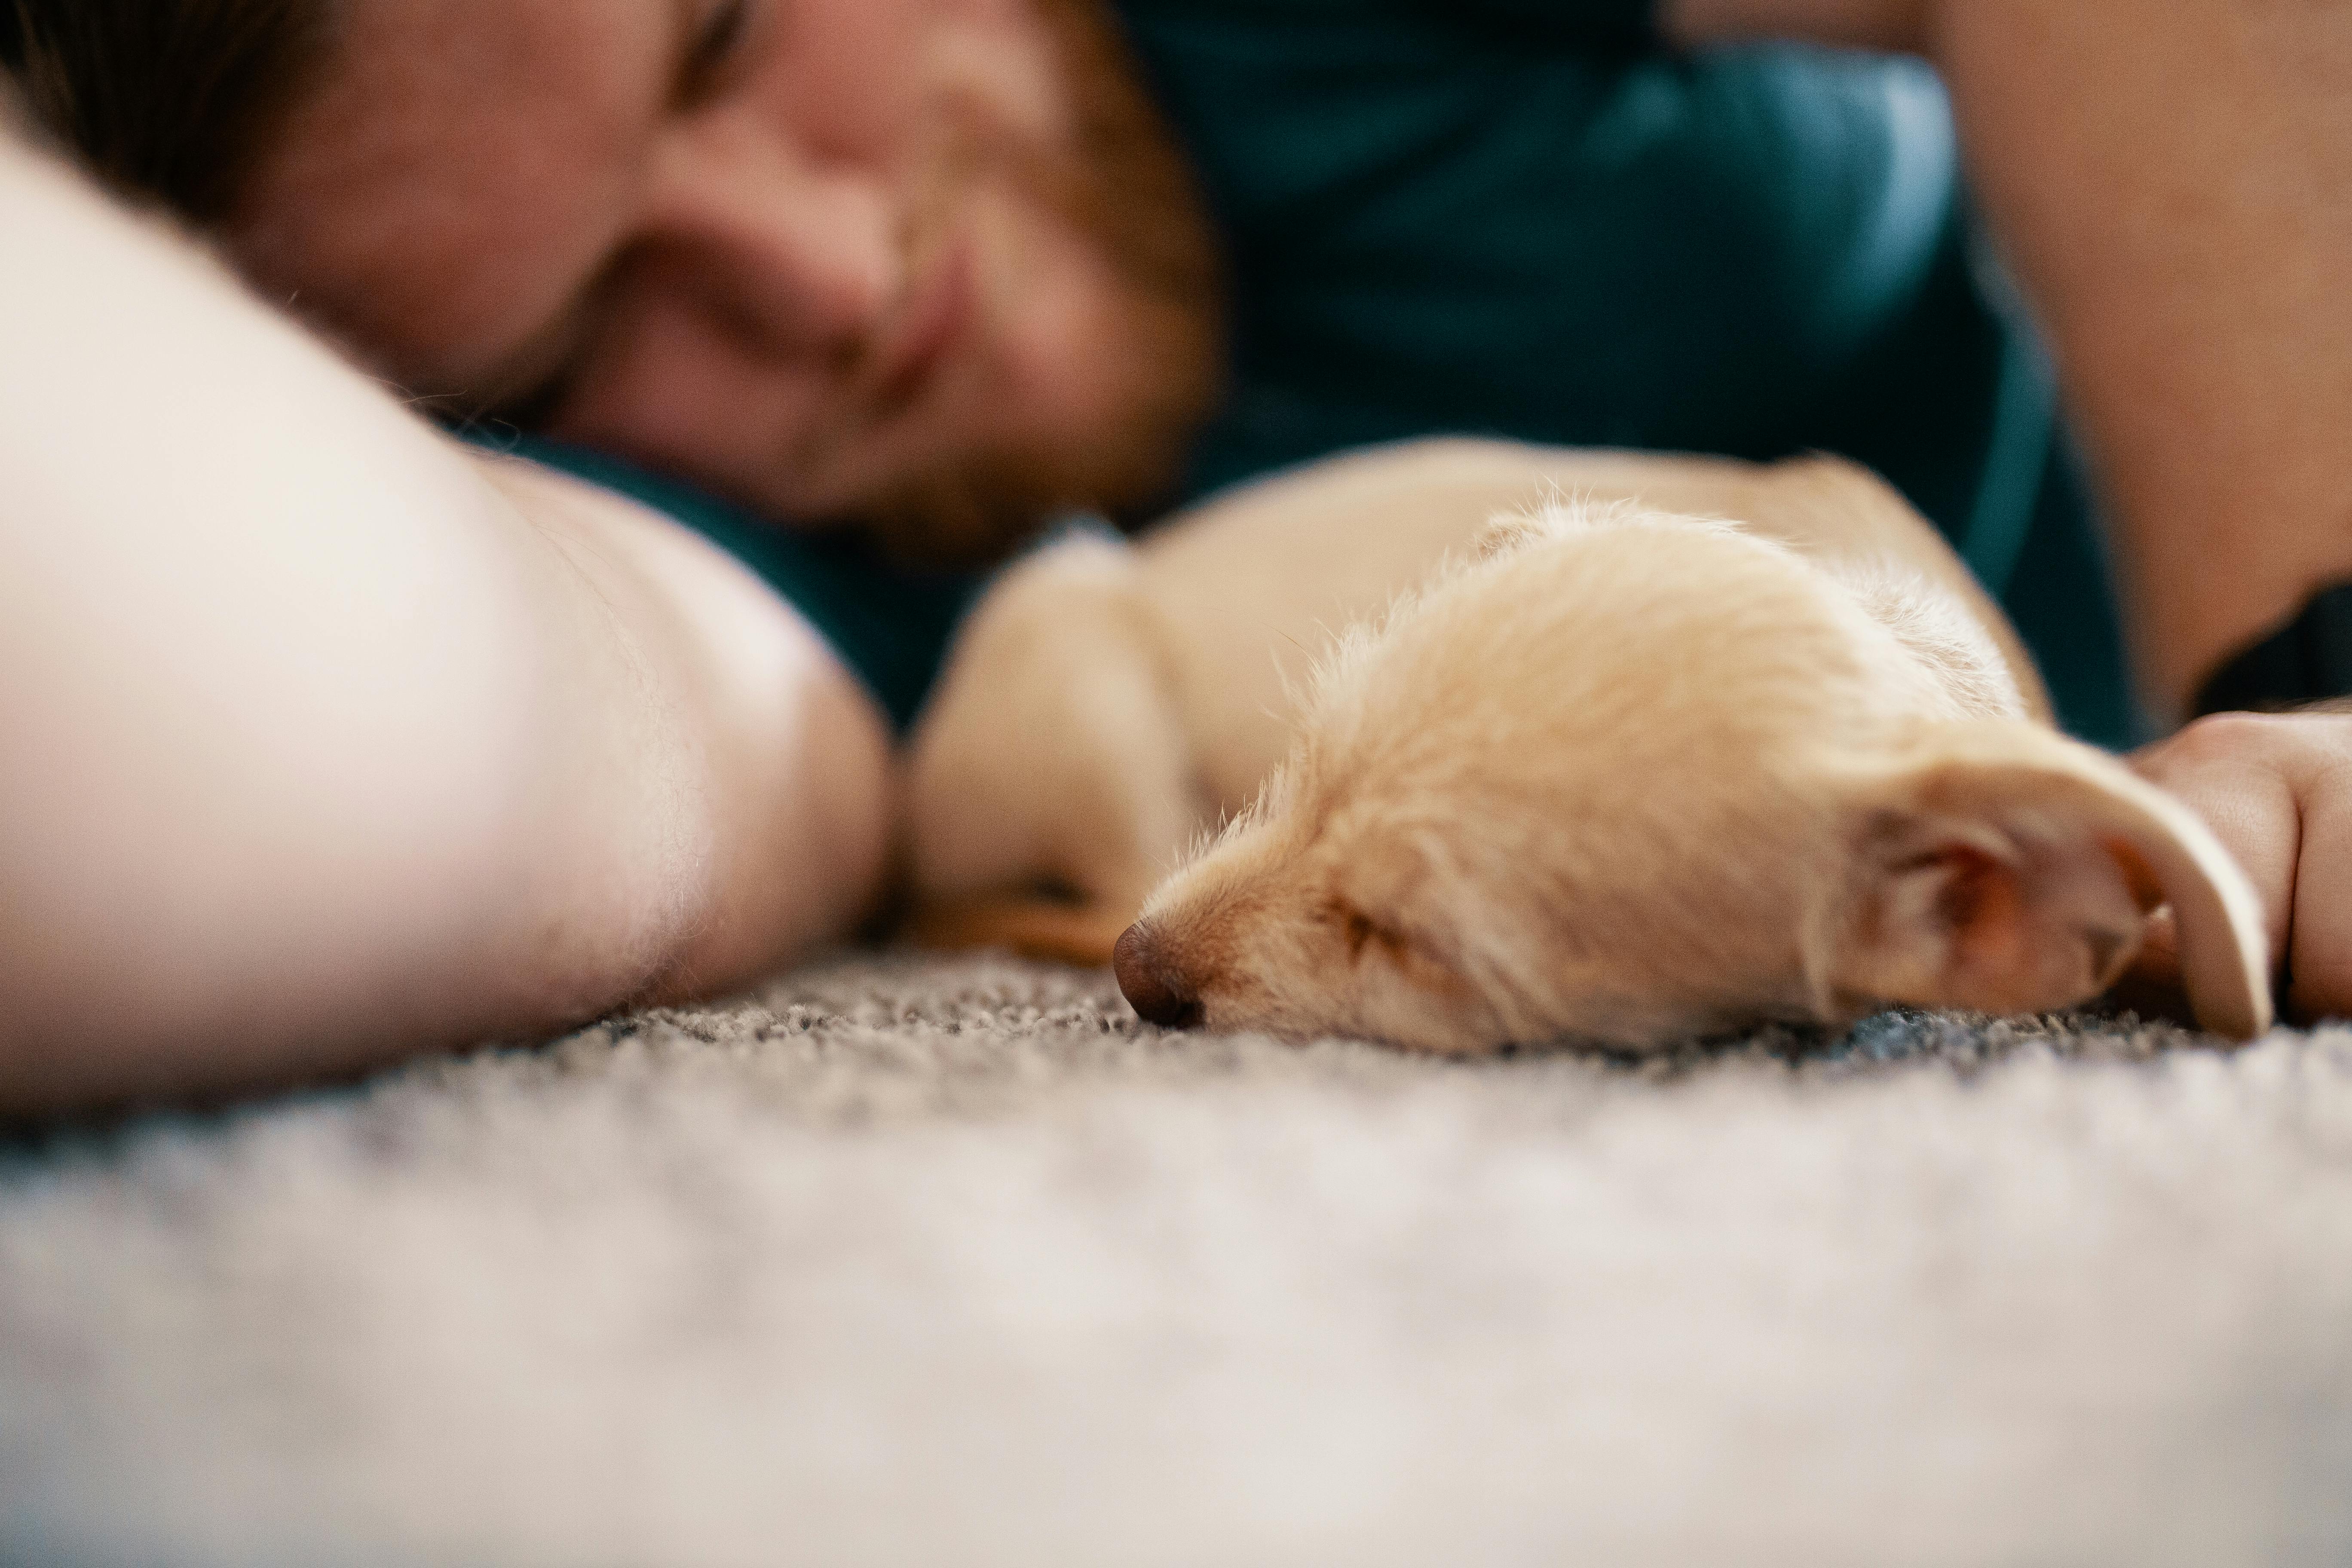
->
xmin=678 ymin=0 xmax=759 ymax=108
xmin=1322 ymin=893 xmax=1472 ymax=1001
xmin=1323 ymin=896 xmax=1409 ymax=964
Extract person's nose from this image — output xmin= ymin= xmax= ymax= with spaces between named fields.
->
xmin=1114 ymin=922 xmax=1204 ymax=1029
xmin=645 ymin=121 xmax=903 ymax=357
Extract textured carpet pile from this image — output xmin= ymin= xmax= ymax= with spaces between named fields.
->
xmin=4 ymin=952 xmax=2351 ymax=1566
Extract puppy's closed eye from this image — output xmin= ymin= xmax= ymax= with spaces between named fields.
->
xmin=1320 ymin=897 xmax=1477 ymax=1005
xmin=1323 ymin=895 xmax=1410 ymax=964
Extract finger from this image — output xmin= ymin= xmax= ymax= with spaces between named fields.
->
xmin=2128 ymin=739 xmax=2300 ymax=978
xmin=2288 ymin=761 xmax=2352 ymax=1022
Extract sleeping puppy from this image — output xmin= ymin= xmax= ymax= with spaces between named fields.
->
xmin=907 ymin=438 xmax=2271 ymax=1047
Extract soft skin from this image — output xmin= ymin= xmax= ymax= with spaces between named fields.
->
xmin=2124 ymin=710 xmax=2352 ymax=1022
xmin=0 ymin=126 xmax=891 ymax=1115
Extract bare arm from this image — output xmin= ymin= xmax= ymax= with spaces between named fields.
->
xmin=0 ymin=131 xmax=891 ymax=1114
xmin=1931 ymin=1 xmax=2352 ymax=720
xmin=1665 ymin=0 xmax=2352 ymax=723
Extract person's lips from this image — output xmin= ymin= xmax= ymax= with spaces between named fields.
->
xmin=864 ymin=233 xmax=976 ymax=415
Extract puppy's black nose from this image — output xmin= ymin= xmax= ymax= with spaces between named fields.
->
xmin=1114 ymin=922 xmax=1204 ymax=1029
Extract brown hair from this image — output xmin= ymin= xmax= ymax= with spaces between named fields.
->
xmin=1 ymin=0 xmax=332 ymax=221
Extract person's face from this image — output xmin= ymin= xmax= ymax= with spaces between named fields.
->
xmin=232 ymin=0 xmax=1222 ymax=559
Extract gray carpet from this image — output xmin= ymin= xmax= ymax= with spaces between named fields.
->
xmin=4 ymin=952 xmax=2350 ymax=1567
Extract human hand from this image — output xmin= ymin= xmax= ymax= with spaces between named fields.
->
xmin=2122 ymin=707 xmax=2352 ymax=1026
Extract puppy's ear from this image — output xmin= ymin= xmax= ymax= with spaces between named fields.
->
xmin=1825 ymin=722 xmax=2271 ymax=1039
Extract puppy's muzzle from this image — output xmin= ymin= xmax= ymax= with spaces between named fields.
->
xmin=1114 ymin=922 xmax=1204 ymax=1029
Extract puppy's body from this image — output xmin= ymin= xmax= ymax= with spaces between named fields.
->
xmin=907 ymin=439 xmax=2269 ymax=1046
xmin=910 ymin=439 xmax=2039 ymax=950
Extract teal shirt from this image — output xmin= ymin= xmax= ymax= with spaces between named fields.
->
xmin=1121 ymin=5 xmax=1991 ymax=515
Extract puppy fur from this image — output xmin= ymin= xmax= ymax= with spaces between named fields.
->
xmin=906 ymin=439 xmax=2270 ymax=1048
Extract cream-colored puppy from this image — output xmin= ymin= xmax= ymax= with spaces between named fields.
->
xmin=907 ymin=439 xmax=2270 ymax=1047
